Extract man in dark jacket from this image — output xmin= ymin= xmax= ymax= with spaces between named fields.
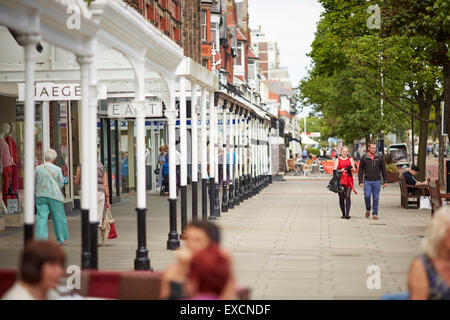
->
xmin=358 ymin=142 xmax=387 ymax=220
xmin=403 ymin=165 xmax=427 ymax=194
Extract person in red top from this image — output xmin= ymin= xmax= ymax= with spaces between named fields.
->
xmin=334 ymin=146 xmax=357 ymax=219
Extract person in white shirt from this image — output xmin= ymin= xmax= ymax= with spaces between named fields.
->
xmin=2 ymin=241 xmax=65 ymax=300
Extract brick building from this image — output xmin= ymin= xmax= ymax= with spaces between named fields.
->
xmin=123 ymin=0 xmax=183 ymax=46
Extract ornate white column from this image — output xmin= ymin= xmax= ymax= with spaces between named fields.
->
xmin=76 ymin=54 xmax=93 ymax=269
xmin=165 ymin=77 xmax=180 ymax=250
xmin=191 ymin=82 xmax=199 ymax=220
xmin=208 ymin=90 xmax=217 ymax=219
xmin=20 ymin=30 xmax=41 ymax=244
xmin=200 ymin=87 xmax=208 ymax=220
xmin=179 ymin=76 xmax=188 ymax=234
xmin=133 ymin=54 xmax=150 ymax=269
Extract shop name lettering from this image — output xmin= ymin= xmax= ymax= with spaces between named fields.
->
xmin=109 ymin=102 xmax=162 ymax=117
xmin=180 ymin=304 xmax=270 ymax=317
xmin=34 ymin=84 xmax=81 ymax=99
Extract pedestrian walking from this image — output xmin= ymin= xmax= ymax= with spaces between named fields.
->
xmin=74 ymin=150 xmax=111 ymax=233
xmin=358 ymin=141 xmax=387 ymax=220
xmin=34 ymin=149 xmax=68 ymax=245
xmin=407 ymin=206 xmax=450 ymax=299
xmin=333 ymin=146 xmax=357 ymax=219
xmin=157 ymin=146 xmax=167 ymax=189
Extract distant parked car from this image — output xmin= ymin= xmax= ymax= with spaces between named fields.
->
xmin=388 ymin=143 xmax=409 ymax=168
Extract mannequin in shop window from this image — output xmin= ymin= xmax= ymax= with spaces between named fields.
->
xmin=0 ymin=130 xmax=7 ymax=214
xmin=1 ymin=123 xmax=15 ymax=204
xmin=4 ymin=123 xmax=19 ymax=199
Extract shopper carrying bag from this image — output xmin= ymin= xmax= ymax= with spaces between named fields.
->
xmin=101 ymin=208 xmax=117 ymax=246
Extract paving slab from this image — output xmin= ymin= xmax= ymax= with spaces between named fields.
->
xmin=0 ymin=178 xmax=430 ymax=299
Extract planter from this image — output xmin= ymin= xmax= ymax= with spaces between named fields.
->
xmin=387 ymin=171 xmax=399 ymax=183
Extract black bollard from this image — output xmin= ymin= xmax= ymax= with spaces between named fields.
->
xmin=222 ymin=180 xmax=228 ymax=212
xmin=134 ymin=208 xmax=151 ymax=270
xmin=90 ymin=222 xmax=98 ymax=269
xmin=202 ymin=178 xmax=207 ymax=221
xmin=209 ymin=177 xmax=217 ymax=220
xmin=234 ymin=175 xmax=240 ymax=206
xmin=228 ymin=180 xmax=235 ymax=209
xmin=24 ymin=223 xmax=33 ymax=245
xmin=192 ymin=181 xmax=198 ymax=221
xmin=181 ymin=185 xmax=187 ymax=236
xmin=81 ymin=209 xmax=91 ymax=270
xmin=167 ymin=199 xmax=180 ymax=250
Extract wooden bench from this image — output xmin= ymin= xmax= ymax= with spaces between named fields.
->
xmin=0 ymin=269 xmax=251 ymax=300
xmin=428 ymin=179 xmax=450 ymax=218
xmin=399 ymin=174 xmax=420 ymax=209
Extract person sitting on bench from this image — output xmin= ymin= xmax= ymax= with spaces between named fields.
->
xmin=404 ymin=165 xmax=428 ymax=195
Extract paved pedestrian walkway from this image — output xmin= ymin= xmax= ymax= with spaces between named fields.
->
xmin=0 ymin=177 xmax=431 ymax=299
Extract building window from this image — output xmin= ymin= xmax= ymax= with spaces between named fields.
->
xmin=201 ymin=10 xmax=207 ymax=42
xmin=248 ymin=60 xmax=255 ymax=80
xmin=202 ymin=59 xmax=208 ymax=67
xmin=211 ymin=22 xmax=218 ymax=51
xmin=236 ymin=42 xmax=242 ymax=66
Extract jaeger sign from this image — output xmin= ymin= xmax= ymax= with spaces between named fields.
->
xmin=18 ymin=82 xmax=107 ymax=101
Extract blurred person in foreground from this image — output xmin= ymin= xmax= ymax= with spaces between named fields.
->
xmin=160 ymin=221 xmax=236 ymax=300
xmin=185 ymin=245 xmax=231 ymax=300
xmin=408 ymin=206 xmax=450 ymax=299
xmin=2 ymin=241 xmax=65 ymax=300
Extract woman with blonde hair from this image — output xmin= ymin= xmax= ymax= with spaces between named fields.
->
xmin=408 ymin=206 xmax=450 ymax=299
xmin=333 ymin=146 xmax=357 ymax=219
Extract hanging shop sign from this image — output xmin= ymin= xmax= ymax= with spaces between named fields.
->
xmin=18 ymin=82 xmax=107 ymax=101
xmin=107 ymin=99 xmax=163 ymax=118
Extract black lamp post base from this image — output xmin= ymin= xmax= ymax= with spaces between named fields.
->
xmin=228 ymin=183 xmax=235 ymax=209
xmin=24 ymin=223 xmax=33 ymax=245
xmin=167 ymin=199 xmax=180 ymax=250
xmin=134 ymin=248 xmax=151 ymax=271
xmin=201 ymin=179 xmax=207 ymax=221
xmin=192 ymin=181 xmax=198 ymax=221
xmin=134 ymin=208 xmax=151 ymax=270
xmin=181 ymin=185 xmax=187 ymax=234
xmin=90 ymin=222 xmax=99 ymax=269
xmin=222 ymin=181 xmax=228 ymax=213
xmin=234 ymin=178 xmax=240 ymax=206
xmin=209 ymin=177 xmax=216 ymax=220
xmin=81 ymin=209 xmax=91 ymax=270
xmin=214 ymin=183 xmax=220 ymax=217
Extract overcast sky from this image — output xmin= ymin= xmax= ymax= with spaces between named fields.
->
xmin=247 ymin=0 xmax=323 ymax=90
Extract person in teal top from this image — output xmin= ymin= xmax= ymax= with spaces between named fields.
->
xmin=34 ymin=149 xmax=68 ymax=244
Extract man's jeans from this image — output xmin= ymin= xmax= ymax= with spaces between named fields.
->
xmin=364 ymin=180 xmax=381 ymax=215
